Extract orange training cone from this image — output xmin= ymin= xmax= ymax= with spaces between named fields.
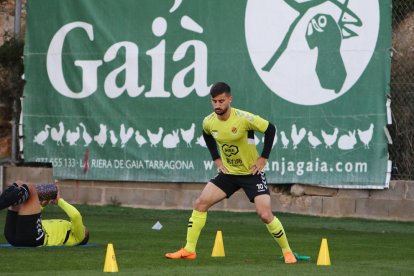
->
xmin=317 ymin=238 xmax=331 ymax=266
xmin=104 ymin=243 xmax=119 ymax=272
xmin=211 ymin=230 xmax=225 ymax=257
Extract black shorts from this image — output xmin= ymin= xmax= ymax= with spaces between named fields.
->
xmin=210 ymin=171 xmax=269 ymax=202
xmin=4 ymin=210 xmax=45 ymax=247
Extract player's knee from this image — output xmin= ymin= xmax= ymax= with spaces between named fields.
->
xmin=257 ymin=210 xmax=273 ymax=223
xmin=194 ymin=197 xmax=209 ymax=212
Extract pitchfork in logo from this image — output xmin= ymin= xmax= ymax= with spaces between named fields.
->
xmin=261 ymin=0 xmax=362 ymax=92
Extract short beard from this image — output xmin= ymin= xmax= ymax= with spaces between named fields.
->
xmin=214 ymin=107 xmax=227 ymax=115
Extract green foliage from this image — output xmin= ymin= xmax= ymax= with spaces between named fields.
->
xmin=0 ymin=206 xmax=413 ymax=275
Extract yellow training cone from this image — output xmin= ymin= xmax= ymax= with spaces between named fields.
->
xmin=211 ymin=230 xmax=225 ymax=257
xmin=104 ymin=243 xmax=119 ymax=272
xmin=317 ymin=238 xmax=331 ymax=266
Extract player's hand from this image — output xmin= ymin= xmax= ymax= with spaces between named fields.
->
xmin=214 ymin=158 xmax=228 ymax=174
xmin=51 ymin=184 xmax=61 ymax=204
xmin=250 ymin=157 xmax=267 ymax=175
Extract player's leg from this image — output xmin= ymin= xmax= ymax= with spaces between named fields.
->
xmin=0 ymin=181 xmax=30 ymax=210
xmin=3 ymin=209 xmax=18 ymax=245
xmin=6 ymin=183 xmax=44 ymax=246
xmin=254 ymin=194 xmax=297 ymax=264
xmin=241 ymin=172 xmax=296 ymax=264
xmin=16 ymin=183 xmax=41 ymax=215
xmin=186 ymin=182 xmax=227 ymax=250
xmin=165 ymin=180 xmax=228 ymax=259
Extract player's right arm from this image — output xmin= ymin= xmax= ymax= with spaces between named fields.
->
xmin=202 ymin=115 xmax=227 ymax=173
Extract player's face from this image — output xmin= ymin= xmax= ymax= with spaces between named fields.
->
xmin=211 ymin=93 xmax=232 ymax=116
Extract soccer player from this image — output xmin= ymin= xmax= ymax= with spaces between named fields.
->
xmin=165 ymin=82 xmax=297 ymax=264
xmin=0 ymin=181 xmax=89 ymax=247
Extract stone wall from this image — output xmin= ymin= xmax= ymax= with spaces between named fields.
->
xmin=2 ymin=166 xmax=414 ymax=221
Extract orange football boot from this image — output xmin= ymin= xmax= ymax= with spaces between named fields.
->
xmin=283 ymin=251 xmax=297 ymax=264
xmin=165 ymin=248 xmax=197 ymax=259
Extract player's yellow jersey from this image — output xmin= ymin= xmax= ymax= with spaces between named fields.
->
xmin=203 ymin=108 xmax=269 ymax=175
xmin=42 ymin=199 xmax=86 ymax=246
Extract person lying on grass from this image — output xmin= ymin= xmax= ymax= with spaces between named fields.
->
xmin=0 ymin=181 xmax=89 ymax=247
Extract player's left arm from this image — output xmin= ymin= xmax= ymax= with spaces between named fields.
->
xmin=58 ymin=199 xmax=86 ymax=241
xmin=261 ymin=122 xmax=276 ymax=159
xmin=248 ymin=116 xmax=276 ymax=174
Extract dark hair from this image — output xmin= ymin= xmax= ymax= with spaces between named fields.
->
xmin=210 ymin=82 xmax=231 ymax=97
xmin=79 ymin=227 xmax=89 ymax=245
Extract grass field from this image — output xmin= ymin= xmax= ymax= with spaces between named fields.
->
xmin=0 ymin=205 xmax=413 ymax=275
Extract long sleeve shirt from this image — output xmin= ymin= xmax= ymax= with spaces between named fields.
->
xmin=42 ymin=199 xmax=86 ymax=246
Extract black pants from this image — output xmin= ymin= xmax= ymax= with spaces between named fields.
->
xmin=4 ymin=210 xmax=45 ymax=247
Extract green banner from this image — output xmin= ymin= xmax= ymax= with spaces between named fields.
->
xmin=23 ymin=0 xmax=392 ymax=188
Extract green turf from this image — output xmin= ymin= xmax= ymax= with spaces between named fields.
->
xmin=0 ymin=205 xmax=413 ymax=275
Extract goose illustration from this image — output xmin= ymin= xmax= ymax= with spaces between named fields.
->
xmin=33 ymin=124 xmax=51 ymax=145
xmin=79 ymin=123 xmax=92 ymax=146
xmin=51 ymin=122 xmax=65 ymax=146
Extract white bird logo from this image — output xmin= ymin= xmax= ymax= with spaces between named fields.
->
xmin=50 ymin=122 xmax=65 ymax=146
xmin=120 ymin=124 xmax=134 ymax=148
xmin=280 ymin=131 xmax=289 ymax=149
xmin=357 ymin=123 xmax=374 ymax=149
xmin=109 ymin=130 xmax=118 ymax=147
xmin=135 ymin=130 xmax=147 ymax=147
xmin=180 ymin=123 xmax=196 ymax=147
xmin=79 ymin=123 xmax=92 ymax=146
xmin=33 ymin=124 xmax=51 ymax=145
xmin=291 ymin=124 xmax=306 ymax=149
xmin=307 ymin=131 xmax=322 ymax=149
xmin=321 ymin=128 xmax=339 ymax=149
xmin=66 ymin=127 xmax=80 ymax=146
xmin=147 ymin=127 xmax=164 ymax=147
xmin=94 ymin=124 xmax=108 ymax=148
xmin=195 ymin=135 xmax=207 ymax=148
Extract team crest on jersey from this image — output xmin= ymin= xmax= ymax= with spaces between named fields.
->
xmin=231 ymin=127 xmax=238 ymax=134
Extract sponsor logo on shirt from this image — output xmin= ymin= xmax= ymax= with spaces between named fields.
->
xmin=222 ymin=144 xmax=239 ymax=157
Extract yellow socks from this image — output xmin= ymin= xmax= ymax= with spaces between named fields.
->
xmin=266 ymin=216 xmax=292 ymax=254
xmin=184 ymin=210 xmax=207 ymax=252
